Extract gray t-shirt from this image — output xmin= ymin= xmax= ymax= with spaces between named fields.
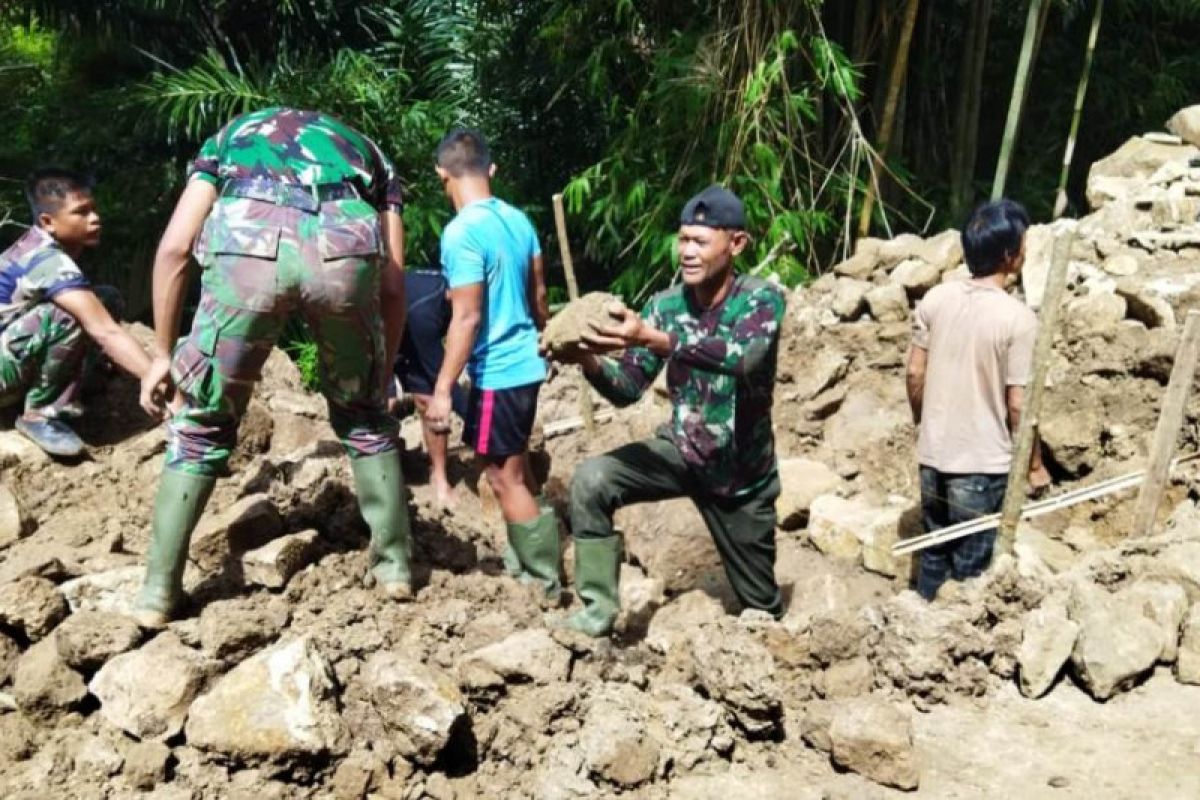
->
xmin=912 ymin=279 xmax=1037 ymax=474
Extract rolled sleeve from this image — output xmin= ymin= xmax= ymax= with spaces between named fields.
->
xmin=187 ymin=130 xmax=223 ymax=185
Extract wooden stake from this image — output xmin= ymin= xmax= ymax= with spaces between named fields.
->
xmin=996 ymin=228 xmax=1074 ymax=556
xmin=551 ymin=193 xmax=595 ymax=435
xmin=1131 ymin=310 xmax=1200 ymax=538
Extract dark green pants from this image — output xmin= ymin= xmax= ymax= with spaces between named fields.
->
xmin=569 ymin=436 xmax=783 ymax=617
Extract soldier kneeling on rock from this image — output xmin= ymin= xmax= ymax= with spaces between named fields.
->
xmin=548 ymin=185 xmax=787 ymax=636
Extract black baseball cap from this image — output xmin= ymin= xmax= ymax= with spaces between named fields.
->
xmin=680 ymin=185 xmax=746 ymax=230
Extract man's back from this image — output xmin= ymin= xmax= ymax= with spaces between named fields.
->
xmin=914 ymin=279 xmax=1037 ymax=474
xmin=441 ymin=197 xmax=545 ymax=390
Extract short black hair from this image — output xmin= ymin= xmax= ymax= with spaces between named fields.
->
xmin=435 ymin=127 xmax=491 ymax=178
xmin=26 ymin=167 xmax=94 ymax=222
xmin=961 ymin=199 xmax=1030 ymax=276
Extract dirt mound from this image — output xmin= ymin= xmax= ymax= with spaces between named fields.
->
xmin=6 ymin=123 xmax=1200 ymax=797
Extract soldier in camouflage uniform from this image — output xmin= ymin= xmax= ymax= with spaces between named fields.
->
xmin=549 ymin=185 xmax=786 ymax=636
xmin=0 ymin=168 xmax=161 ymax=457
xmin=134 ymin=107 xmax=411 ymax=628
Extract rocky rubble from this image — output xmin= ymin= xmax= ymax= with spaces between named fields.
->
xmin=6 ymin=111 xmax=1200 ymax=798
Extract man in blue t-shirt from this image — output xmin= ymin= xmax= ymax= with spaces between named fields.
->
xmin=425 ymin=127 xmax=558 ymax=601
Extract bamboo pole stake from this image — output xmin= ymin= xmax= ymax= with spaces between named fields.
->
xmin=551 ymin=193 xmax=595 ymax=435
xmin=992 ymin=0 xmax=1046 ymax=201
xmin=1131 ymin=310 xmax=1200 ymax=539
xmin=996 ymin=228 xmax=1073 ymax=556
xmin=856 ymin=0 xmax=921 ymax=237
xmin=1053 ymin=0 xmax=1105 ymax=219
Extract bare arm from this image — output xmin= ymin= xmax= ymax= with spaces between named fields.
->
xmin=1006 ymin=384 xmax=1050 ymax=490
xmin=152 ymin=178 xmax=218 ymax=359
xmin=528 ymin=252 xmax=549 ymax=331
xmin=905 ymin=345 xmax=927 ymax=424
xmin=54 ymin=289 xmax=151 ymax=379
xmin=379 ymin=209 xmax=406 ymax=368
xmin=426 ymin=283 xmax=483 ymax=430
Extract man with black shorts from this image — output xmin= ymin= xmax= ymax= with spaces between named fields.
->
xmin=393 ymin=267 xmax=467 ymax=508
xmin=424 ymin=127 xmax=555 ymax=600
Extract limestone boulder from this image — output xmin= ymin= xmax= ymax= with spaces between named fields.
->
xmin=185 ymin=636 xmax=348 ymax=758
xmin=831 ymin=278 xmax=871 ymax=320
xmin=913 ymin=229 xmax=963 ymax=272
xmin=1166 ymin=105 xmax=1200 ymax=148
xmin=806 ymin=495 xmax=913 ymax=578
xmin=1069 ymin=587 xmax=1162 ymax=700
xmin=1103 ymin=253 xmax=1140 ymax=277
xmin=645 ymin=590 xmax=726 ymax=653
xmin=889 ymin=259 xmax=940 ymax=298
xmin=1121 ymin=580 xmax=1188 ymax=662
xmin=464 ymin=628 xmax=571 ymax=685
xmin=828 ymin=698 xmax=920 ymax=790
xmin=864 ymin=283 xmax=909 ymax=323
xmin=1017 ymin=598 xmax=1079 ymax=699
xmin=832 ymin=252 xmax=875 ymax=280
xmin=345 ymin=651 xmax=465 ymax=766
xmin=12 ymin=637 xmax=87 ymax=720
xmin=876 ymin=233 xmax=923 ymax=267
xmin=90 ymin=632 xmax=215 ymax=741
xmin=53 ymin=611 xmax=144 ymax=672
xmin=775 ymin=458 xmax=844 ymax=530
xmin=0 ymin=576 xmax=68 ymax=641
xmin=1086 ymin=135 xmax=1198 ymax=210
xmin=617 ymin=564 xmax=665 ymax=635
xmin=198 ymin=597 xmax=290 ymax=663
xmin=618 ymin=497 xmax=721 ymax=594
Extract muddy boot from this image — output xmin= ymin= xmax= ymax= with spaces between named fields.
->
xmin=503 ymin=493 xmax=552 ymax=577
xmin=564 ymin=535 xmax=621 ymax=637
xmin=133 ymin=468 xmax=216 ymax=629
xmin=507 ymin=509 xmax=562 ymax=603
xmin=351 ymin=450 xmax=414 ymax=600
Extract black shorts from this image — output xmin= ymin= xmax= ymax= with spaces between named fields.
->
xmin=463 ymin=381 xmax=541 ymax=458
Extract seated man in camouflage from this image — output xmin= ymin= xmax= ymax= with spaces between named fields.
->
xmin=0 ymin=168 xmax=160 ymax=456
xmin=549 ymin=185 xmax=786 ymax=636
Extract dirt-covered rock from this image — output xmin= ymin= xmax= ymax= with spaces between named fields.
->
xmin=197 ymin=597 xmax=290 ymax=662
xmin=828 ymin=697 xmax=920 ymax=790
xmin=578 ymin=682 xmax=661 ymax=788
xmin=1176 ymin=603 xmax=1200 ymax=684
xmin=89 ymin=632 xmax=215 ymax=741
xmin=463 ymin=628 xmax=572 ymax=685
xmin=1017 ymin=597 xmax=1079 ymax=699
xmin=190 ymin=493 xmax=283 ymax=574
xmin=775 ymin=458 xmax=844 ymax=531
xmin=12 ymin=637 xmax=87 ymax=720
xmin=1069 ymin=585 xmax=1162 ymax=700
xmin=0 ymin=483 xmax=29 ymax=548
xmin=53 ymin=610 xmax=144 ymax=672
xmin=0 ymin=575 xmax=68 ymax=641
xmin=618 ymin=497 xmax=722 ymax=594
xmin=241 ymin=528 xmax=319 ymax=588
xmin=541 ymin=292 xmax=622 ymax=354
xmin=689 ymin=622 xmax=782 ymax=736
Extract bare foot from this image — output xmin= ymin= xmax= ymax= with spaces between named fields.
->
xmin=432 ymin=477 xmax=457 ymax=512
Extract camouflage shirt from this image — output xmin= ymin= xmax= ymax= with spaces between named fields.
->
xmin=0 ymin=227 xmax=90 ymax=331
xmin=590 ymin=274 xmax=785 ymax=497
xmin=189 ymin=107 xmax=404 ymax=212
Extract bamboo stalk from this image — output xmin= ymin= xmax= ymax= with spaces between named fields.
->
xmin=1053 ymin=0 xmax=1105 ymax=219
xmin=1131 ymin=310 xmax=1200 ymax=538
xmin=856 ymin=0 xmax=921 ymax=237
xmin=992 ymin=0 xmax=1046 ymax=201
xmin=551 ymin=192 xmax=594 ymax=436
xmin=996 ymin=227 xmax=1073 ymax=556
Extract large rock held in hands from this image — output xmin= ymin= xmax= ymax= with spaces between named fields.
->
xmin=542 ymin=292 xmax=622 ymax=354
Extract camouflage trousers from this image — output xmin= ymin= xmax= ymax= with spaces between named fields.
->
xmin=0 ymin=285 xmax=124 ymax=415
xmin=166 ymin=196 xmax=396 ymax=477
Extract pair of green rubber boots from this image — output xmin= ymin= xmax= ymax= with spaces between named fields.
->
xmin=133 ymin=451 xmax=413 ymax=629
xmin=503 ymin=503 xmax=621 ymax=638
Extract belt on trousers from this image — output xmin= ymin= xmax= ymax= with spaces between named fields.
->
xmin=220 ymin=177 xmax=360 ymax=212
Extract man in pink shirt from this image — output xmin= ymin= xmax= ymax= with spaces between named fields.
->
xmin=905 ymin=199 xmax=1050 ymax=600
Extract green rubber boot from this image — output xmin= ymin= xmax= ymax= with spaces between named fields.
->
xmin=565 ymin=535 xmax=622 ymax=637
xmin=507 ymin=508 xmax=562 ymax=602
xmin=134 ymin=468 xmax=217 ymax=629
xmin=503 ymin=493 xmax=552 ymax=578
xmin=350 ymin=450 xmax=414 ymax=600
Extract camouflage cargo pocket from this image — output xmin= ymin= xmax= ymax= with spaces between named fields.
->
xmin=201 ymin=215 xmax=282 ymax=312
xmin=170 ymin=317 xmax=220 ymax=406
xmin=318 ymin=217 xmax=380 ymax=260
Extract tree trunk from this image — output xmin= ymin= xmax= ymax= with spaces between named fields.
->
xmin=1054 ymin=0 xmax=1105 ymax=218
xmin=992 ymin=0 xmax=1046 ymax=201
xmin=857 ymin=0 xmax=921 ymax=237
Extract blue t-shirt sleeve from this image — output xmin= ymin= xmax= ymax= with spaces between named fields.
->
xmin=441 ymin=221 xmax=486 ymax=288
